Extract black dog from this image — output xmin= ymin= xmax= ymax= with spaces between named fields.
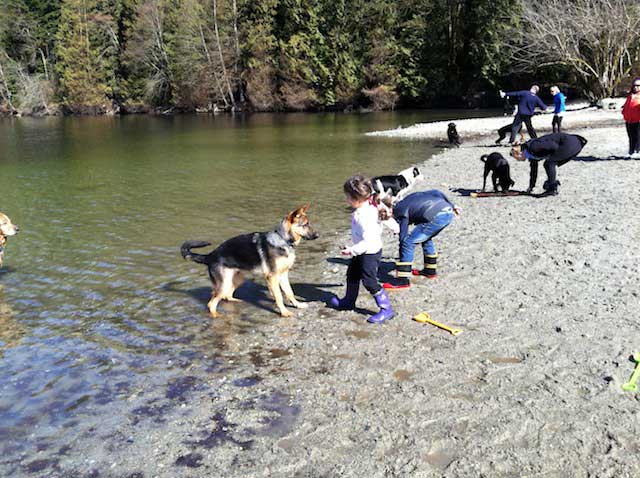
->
xmin=481 ymin=152 xmax=515 ymax=192
xmin=372 ymin=167 xmax=423 ymax=198
xmin=495 ymin=123 xmax=523 ymax=144
xmin=447 ymin=123 xmax=461 ymax=147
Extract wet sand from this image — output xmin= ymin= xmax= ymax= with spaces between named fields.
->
xmin=12 ymin=113 xmax=640 ymax=477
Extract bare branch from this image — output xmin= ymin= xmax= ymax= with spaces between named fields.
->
xmin=508 ymin=0 xmax=640 ymax=99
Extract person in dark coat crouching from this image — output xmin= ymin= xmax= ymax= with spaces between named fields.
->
xmin=510 ymin=133 xmax=587 ymax=196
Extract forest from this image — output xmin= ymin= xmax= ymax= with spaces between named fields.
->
xmin=1 ymin=0 xmax=639 ymax=115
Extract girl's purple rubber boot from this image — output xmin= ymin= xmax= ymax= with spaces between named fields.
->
xmin=367 ymin=289 xmax=395 ymax=324
xmin=329 ymin=282 xmax=359 ymax=310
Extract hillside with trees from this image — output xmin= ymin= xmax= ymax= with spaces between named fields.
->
xmin=1 ymin=0 xmax=639 ymax=115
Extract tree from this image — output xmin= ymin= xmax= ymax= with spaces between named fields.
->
xmin=0 ymin=0 xmax=58 ymax=113
xmin=55 ymin=0 xmax=120 ymax=111
xmin=238 ymin=0 xmax=279 ymax=111
xmin=23 ymin=0 xmax=63 ymax=79
xmin=0 ymin=51 xmax=17 ymax=113
xmin=319 ymin=0 xmax=364 ymax=107
xmin=126 ymin=0 xmax=174 ymax=107
xmin=169 ymin=0 xmax=238 ymax=110
xmin=275 ymin=0 xmax=331 ymax=110
xmin=510 ymin=0 xmax=640 ymax=99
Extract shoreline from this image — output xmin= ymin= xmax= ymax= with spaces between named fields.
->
xmin=367 ymin=98 xmax=626 ymax=141
xmin=0 ymin=97 xmax=624 ymax=120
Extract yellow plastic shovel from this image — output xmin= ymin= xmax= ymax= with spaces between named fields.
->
xmin=413 ymin=312 xmax=462 ymax=336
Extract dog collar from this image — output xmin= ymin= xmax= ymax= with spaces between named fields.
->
xmin=275 ymin=225 xmax=296 ymax=247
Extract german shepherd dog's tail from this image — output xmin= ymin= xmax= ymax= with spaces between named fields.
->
xmin=181 ymin=240 xmax=215 ymax=265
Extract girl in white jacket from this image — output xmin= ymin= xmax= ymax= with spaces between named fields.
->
xmin=329 ymin=175 xmax=397 ymax=324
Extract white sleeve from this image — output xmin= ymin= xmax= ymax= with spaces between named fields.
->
xmin=350 ymin=207 xmax=382 ymax=255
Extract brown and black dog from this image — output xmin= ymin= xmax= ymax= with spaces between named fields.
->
xmin=0 ymin=212 xmax=19 ymax=268
xmin=181 ymin=205 xmax=319 ymax=318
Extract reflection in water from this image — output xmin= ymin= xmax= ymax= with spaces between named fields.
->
xmin=0 ymin=110 xmax=495 ymax=470
xmin=0 ymin=286 xmax=24 ymax=356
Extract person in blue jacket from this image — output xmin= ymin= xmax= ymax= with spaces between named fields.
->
xmin=510 ymin=133 xmax=587 ymax=196
xmin=382 ymin=190 xmax=461 ymax=290
xmin=500 ymin=85 xmax=547 ymax=143
xmin=550 ymin=86 xmax=566 ymax=133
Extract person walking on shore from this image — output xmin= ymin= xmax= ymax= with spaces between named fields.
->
xmin=550 ymin=86 xmax=566 ymax=133
xmin=622 ymin=78 xmax=640 ymax=158
xmin=382 ymin=190 xmax=460 ymax=290
xmin=329 ymin=175 xmax=396 ymax=324
xmin=500 ymin=85 xmax=547 ymax=143
xmin=510 ymin=133 xmax=587 ymax=196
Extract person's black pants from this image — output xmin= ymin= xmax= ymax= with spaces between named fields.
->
xmin=510 ymin=114 xmax=537 ymax=142
xmin=543 ymin=161 xmax=557 ymax=189
xmin=625 ymin=122 xmax=640 ymax=154
xmin=552 ymin=115 xmax=563 ymax=133
xmin=542 ymin=158 xmax=570 ymax=191
xmin=346 ymin=251 xmax=382 ymax=295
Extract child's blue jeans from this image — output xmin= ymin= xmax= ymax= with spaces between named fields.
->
xmin=399 ymin=209 xmax=454 ymax=263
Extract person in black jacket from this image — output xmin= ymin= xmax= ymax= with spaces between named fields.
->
xmin=510 ymin=133 xmax=587 ymax=196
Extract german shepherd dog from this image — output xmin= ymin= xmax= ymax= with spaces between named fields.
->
xmin=181 ymin=205 xmax=319 ymax=318
xmin=0 ymin=212 xmax=19 ymax=268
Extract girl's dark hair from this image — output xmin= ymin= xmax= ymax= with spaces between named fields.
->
xmin=629 ymin=77 xmax=640 ymax=94
xmin=343 ymin=174 xmax=373 ymax=201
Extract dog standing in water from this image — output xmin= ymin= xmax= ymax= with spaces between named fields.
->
xmin=0 ymin=213 xmax=19 ymax=268
xmin=181 ymin=205 xmax=319 ymax=317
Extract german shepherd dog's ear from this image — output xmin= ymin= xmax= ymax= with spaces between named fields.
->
xmin=288 ymin=204 xmax=310 ymax=223
xmin=286 ymin=205 xmax=318 ymax=242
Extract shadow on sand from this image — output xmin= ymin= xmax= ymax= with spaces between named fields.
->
xmin=573 ymin=155 xmax=640 ymax=162
xmin=450 ymin=187 xmax=531 ymax=197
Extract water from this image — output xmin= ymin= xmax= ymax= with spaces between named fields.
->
xmin=0 ymin=110 xmax=494 ymax=471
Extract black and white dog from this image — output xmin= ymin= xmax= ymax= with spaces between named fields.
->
xmin=372 ymin=166 xmax=423 ymax=198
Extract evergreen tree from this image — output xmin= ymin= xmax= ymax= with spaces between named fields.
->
xmin=55 ymin=0 xmax=119 ymax=110
xmin=320 ymin=0 xmax=364 ymax=107
xmin=238 ymin=0 xmax=279 ymax=111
